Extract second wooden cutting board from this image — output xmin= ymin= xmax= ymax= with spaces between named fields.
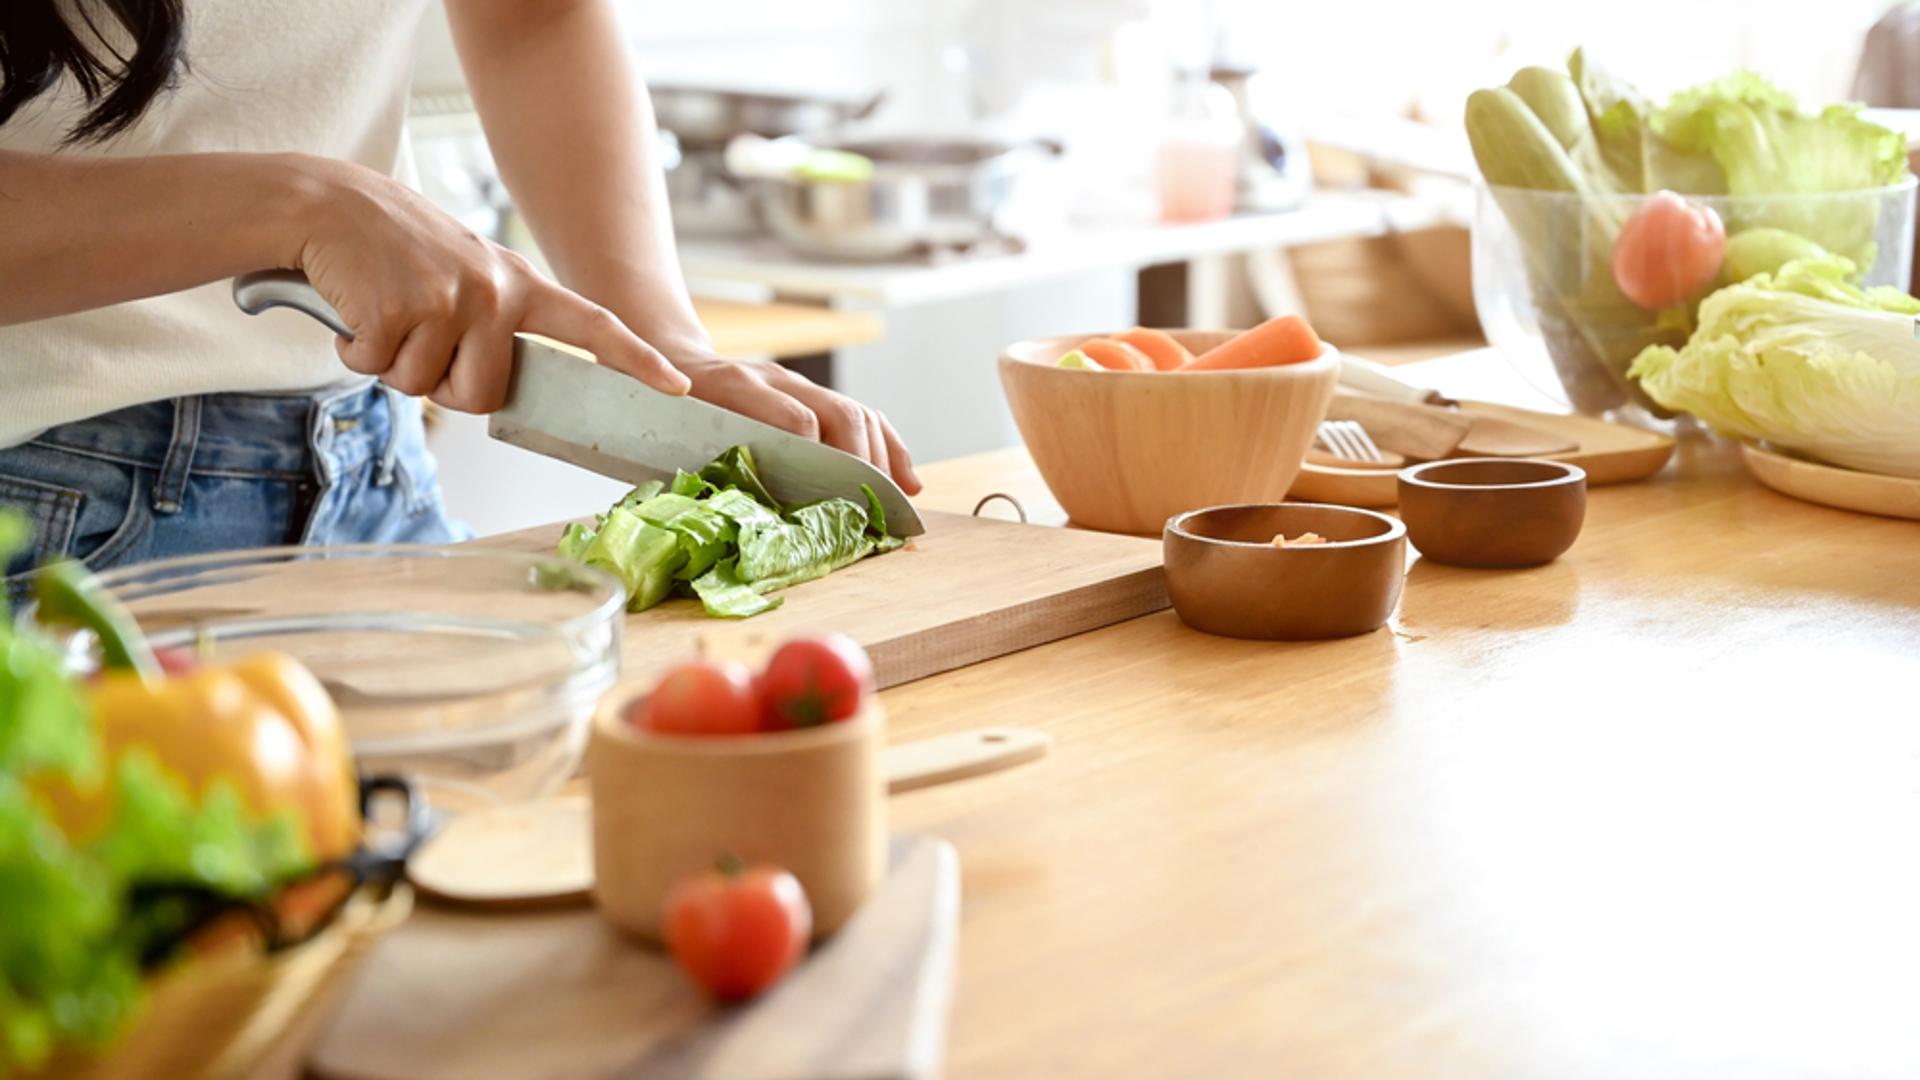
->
xmin=485 ymin=509 xmax=1168 ymax=689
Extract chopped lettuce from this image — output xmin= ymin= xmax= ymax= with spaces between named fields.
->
xmin=1629 ymin=255 xmax=1920 ymax=476
xmin=738 ymin=498 xmax=878 ymax=591
xmin=554 ymin=446 xmax=903 ymax=618
xmin=689 ymin=560 xmax=782 ymax=619
xmin=578 ymin=508 xmax=682 ymax=611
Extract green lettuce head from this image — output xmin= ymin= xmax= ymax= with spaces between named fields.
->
xmin=1629 ymin=255 xmax=1920 ymax=476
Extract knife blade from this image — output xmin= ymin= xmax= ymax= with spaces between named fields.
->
xmin=232 ymin=270 xmax=924 ymax=536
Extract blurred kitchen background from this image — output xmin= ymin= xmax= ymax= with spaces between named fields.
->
xmin=408 ymin=0 xmax=1910 ymax=534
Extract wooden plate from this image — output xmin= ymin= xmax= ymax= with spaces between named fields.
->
xmin=1741 ymin=443 xmax=1920 ymax=520
xmin=1289 ymin=400 xmax=1676 ymax=508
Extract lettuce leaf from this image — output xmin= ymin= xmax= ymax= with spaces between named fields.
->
xmin=1568 ymin=48 xmax=1725 ymax=197
xmin=1652 ymin=71 xmax=1907 ymax=265
xmin=1629 ymin=255 xmax=1920 ymax=476
xmin=579 ymin=508 xmax=684 ymax=611
xmin=555 ymin=446 xmax=905 ymax=618
xmin=697 ymin=446 xmax=781 ymax=510
xmin=737 ymin=498 xmax=877 ymax=592
xmin=689 ymin=560 xmax=782 ymax=618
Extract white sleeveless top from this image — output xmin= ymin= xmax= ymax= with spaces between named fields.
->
xmin=0 ymin=0 xmax=433 ymax=447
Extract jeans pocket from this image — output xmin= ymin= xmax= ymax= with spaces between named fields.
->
xmin=0 ymin=474 xmax=82 ymax=578
xmin=0 ymin=457 xmax=147 ymax=576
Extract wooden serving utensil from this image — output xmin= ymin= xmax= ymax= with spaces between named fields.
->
xmin=1323 ymin=393 xmax=1472 ymax=461
xmin=1454 ymin=413 xmax=1580 ymax=458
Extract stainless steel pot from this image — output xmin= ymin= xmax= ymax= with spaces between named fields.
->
xmin=748 ymin=137 xmax=1058 ymax=261
xmin=651 ymin=84 xmax=884 ymax=149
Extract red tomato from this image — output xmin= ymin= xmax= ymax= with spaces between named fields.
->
xmin=664 ymin=860 xmax=812 ymax=1001
xmin=757 ymin=634 xmax=874 ymax=729
xmin=1611 ymin=190 xmax=1727 ymax=310
xmin=153 ymin=645 xmax=200 ymax=676
xmin=633 ymin=659 xmax=762 ymax=736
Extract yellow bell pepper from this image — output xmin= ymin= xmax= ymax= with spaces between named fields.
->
xmin=32 ymin=564 xmax=360 ymax=863
xmin=103 ymin=654 xmax=357 ymax=860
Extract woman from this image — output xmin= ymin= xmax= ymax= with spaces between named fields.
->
xmin=0 ymin=0 xmax=918 ymax=592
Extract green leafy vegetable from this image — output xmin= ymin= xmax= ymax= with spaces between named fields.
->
xmin=1629 ymin=255 xmax=1920 ymax=476
xmin=1652 ymin=71 xmax=1906 ymax=264
xmin=689 ymin=560 xmax=782 ymax=619
xmin=554 ymin=446 xmax=904 ymax=618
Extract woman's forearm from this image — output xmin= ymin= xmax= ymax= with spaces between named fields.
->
xmin=0 ymin=150 xmax=312 ymax=326
xmin=447 ymin=0 xmax=709 ymax=355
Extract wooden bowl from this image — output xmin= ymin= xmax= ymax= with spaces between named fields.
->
xmin=587 ymin=695 xmax=886 ymax=943
xmin=1396 ymin=458 xmax=1587 ymax=568
xmin=1163 ymin=503 xmax=1407 ymax=640
xmin=999 ymin=331 xmax=1340 ymax=535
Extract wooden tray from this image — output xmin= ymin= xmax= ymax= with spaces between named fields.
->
xmin=1741 ymin=443 xmax=1920 ymax=520
xmin=1288 ymin=400 xmax=1676 ymax=508
xmin=313 ymin=835 xmax=959 ymax=1080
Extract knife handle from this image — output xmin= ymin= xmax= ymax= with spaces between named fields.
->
xmin=1339 ymin=353 xmax=1453 ymax=407
xmin=232 ymin=269 xmax=355 ymax=340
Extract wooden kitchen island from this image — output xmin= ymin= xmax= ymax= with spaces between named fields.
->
xmin=330 ymin=379 xmax=1920 ymax=1078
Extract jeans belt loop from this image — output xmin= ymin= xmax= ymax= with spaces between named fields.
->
xmin=375 ymin=388 xmax=405 ymax=488
xmin=151 ymin=396 xmax=203 ymax=515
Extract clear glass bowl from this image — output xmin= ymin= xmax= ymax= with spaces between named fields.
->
xmin=58 ymin=545 xmax=624 ymax=815
xmin=1472 ymin=178 xmax=1918 ymax=422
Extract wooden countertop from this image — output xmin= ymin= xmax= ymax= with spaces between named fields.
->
xmin=691 ymin=296 xmax=882 ymax=359
xmin=349 ymin=355 xmax=1920 ymax=1077
xmin=880 ymin=436 xmax=1920 ymax=1077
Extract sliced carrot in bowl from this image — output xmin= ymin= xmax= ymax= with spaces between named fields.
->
xmin=1179 ymin=314 xmax=1323 ymax=371
xmin=1078 ymin=337 xmax=1155 ymax=371
xmin=1113 ymin=327 xmax=1195 ymax=371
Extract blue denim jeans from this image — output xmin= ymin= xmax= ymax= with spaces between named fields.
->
xmin=1 ymin=383 xmax=469 ymax=604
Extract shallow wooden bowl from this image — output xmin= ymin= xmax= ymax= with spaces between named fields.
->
xmin=1396 ymin=458 xmax=1587 ymax=568
xmin=1163 ymin=503 xmax=1406 ymax=640
xmin=999 ymin=331 xmax=1340 ymax=535
xmin=588 ymin=694 xmax=887 ymax=943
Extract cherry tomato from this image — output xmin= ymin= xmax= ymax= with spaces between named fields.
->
xmin=664 ymin=859 xmax=812 ymax=1001
xmin=153 ymin=645 xmax=200 ymax=676
xmin=633 ymin=659 xmax=761 ymax=736
xmin=1612 ymin=190 xmax=1726 ymax=310
xmin=757 ymin=634 xmax=874 ymax=729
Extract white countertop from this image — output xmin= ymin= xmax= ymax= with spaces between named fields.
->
xmin=680 ymin=189 xmax=1459 ymax=308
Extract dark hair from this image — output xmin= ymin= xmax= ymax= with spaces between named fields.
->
xmin=0 ymin=0 xmax=186 ymax=143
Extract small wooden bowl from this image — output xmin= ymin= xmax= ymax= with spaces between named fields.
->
xmin=999 ymin=331 xmax=1340 ymax=535
xmin=1163 ymin=503 xmax=1407 ymax=640
xmin=1396 ymin=458 xmax=1588 ymax=568
xmin=587 ymin=694 xmax=887 ymax=943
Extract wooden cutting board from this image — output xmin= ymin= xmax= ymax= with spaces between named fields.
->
xmin=311 ymin=835 xmax=960 ymax=1080
xmin=483 ymin=509 xmax=1168 ymax=688
xmin=1289 ymin=401 xmax=1676 ymax=508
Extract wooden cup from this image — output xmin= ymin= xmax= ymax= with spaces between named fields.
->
xmin=587 ymin=695 xmax=887 ymax=943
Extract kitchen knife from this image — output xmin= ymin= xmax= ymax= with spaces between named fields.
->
xmin=232 ymin=270 xmax=924 ymax=536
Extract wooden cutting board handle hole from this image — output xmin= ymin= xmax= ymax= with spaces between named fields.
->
xmin=972 ymin=493 xmax=1028 ymax=523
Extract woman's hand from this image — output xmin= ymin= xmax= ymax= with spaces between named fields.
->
xmin=291 ymin=156 xmax=692 ymax=412
xmin=668 ymin=349 xmax=922 ymax=495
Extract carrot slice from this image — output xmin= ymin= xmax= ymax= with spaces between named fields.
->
xmin=1078 ymin=337 xmax=1155 ymax=371
xmin=1112 ymin=327 xmax=1194 ymax=371
xmin=1179 ymin=314 xmax=1324 ymax=371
